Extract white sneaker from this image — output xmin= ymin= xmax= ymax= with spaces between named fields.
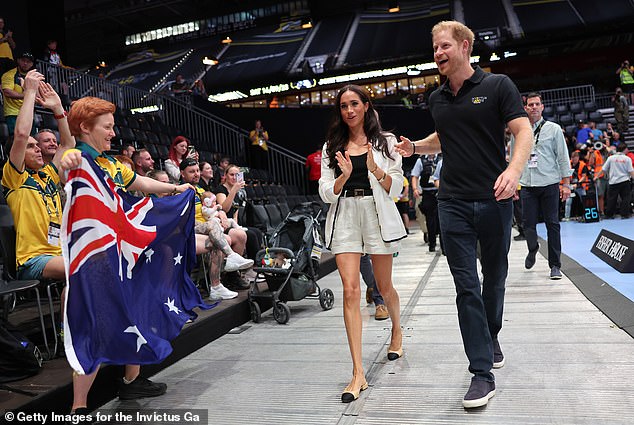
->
xmin=208 ymin=284 xmax=238 ymax=300
xmin=224 ymin=252 xmax=254 ymax=272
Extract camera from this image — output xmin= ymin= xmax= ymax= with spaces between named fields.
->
xmin=593 ymin=141 xmax=604 ymax=151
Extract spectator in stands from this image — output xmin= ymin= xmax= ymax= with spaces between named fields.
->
xmin=179 ymin=158 xmax=253 ymax=298
xmin=198 ymin=161 xmax=215 ymax=192
xmin=625 ymin=145 xmax=634 ymax=166
xmin=411 ymin=154 xmax=439 ymax=251
xmin=170 ymin=74 xmax=190 ymax=96
xmin=192 ymin=79 xmax=207 ymax=98
xmin=611 ymin=131 xmax=623 ymax=148
xmin=60 ymin=96 xmax=194 ymax=416
xmin=602 ymin=144 xmax=634 ymax=219
xmin=212 ymin=156 xmax=230 ymax=188
xmin=35 ymin=129 xmax=58 ymax=164
xmin=616 ymin=60 xmax=633 ymax=102
xmin=588 ymin=121 xmax=602 ymax=141
xmin=0 ymin=17 xmax=16 ymax=75
xmin=1 ymin=51 xmax=34 ymax=135
xmin=305 ymin=145 xmax=322 ymax=194
xmin=613 ymin=87 xmax=629 ymax=135
xmin=2 ymin=70 xmax=72 ymax=284
xmin=42 ymin=39 xmax=71 ymax=68
xmin=132 ymin=148 xmax=154 ymax=177
xmin=576 ymin=120 xmax=592 ymax=146
xmin=320 ymin=84 xmax=406 ymax=404
xmin=360 ymin=254 xmax=388 ymax=320
xmin=564 ymin=151 xmax=589 ymax=221
xmin=114 ymin=154 xmax=134 ymax=170
xmin=147 ymin=169 xmax=172 ymax=193
xmin=165 ymin=135 xmax=196 ymax=182
xmin=216 ymin=164 xmax=264 ymax=266
xmin=603 ymin=122 xmax=618 ymax=144
xmin=587 ymin=146 xmax=607 ymax=215
xmin=248 ymin=119 xmax=269 ymax=170
xmin=121 ymin=142 xmax=135 ymax=158
xmin=396 ymin=20 xmax=533 ymax=408
xmin=515 ymin=92 xmax=571 ymax=279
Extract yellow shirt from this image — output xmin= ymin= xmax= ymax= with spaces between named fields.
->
xmin=1 ymin=68 xmax=24 ymax=117
xmin=0 ymin=32 xmax=13 ymax=60
xmin=249 ymin=129 xmax=269 ymax=151
xmin=73 ymin=142 xmax=136 ymax=189
xmin=2 ymin=162 xmax=62 ymax=267
xmin=194 ymin=185 xmax=205 ymax=223
xmin=394 ymin=177 xmax=409 ymax=203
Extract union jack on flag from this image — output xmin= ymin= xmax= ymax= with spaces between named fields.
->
xmin=61 ymin=154 xmax=212 ymax=375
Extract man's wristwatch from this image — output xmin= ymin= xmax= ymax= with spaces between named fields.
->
xmin=562 ymin=184 xmax=572 ymax=189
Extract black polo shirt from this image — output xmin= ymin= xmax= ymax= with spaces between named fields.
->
xmin=429 ymin=66 xmax=527 ymax=200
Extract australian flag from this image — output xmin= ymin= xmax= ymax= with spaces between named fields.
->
xmin=61 ymin=154 xmax=212 ymax=375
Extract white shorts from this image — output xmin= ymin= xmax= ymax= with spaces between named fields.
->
xmin=330 ymin=195 xmax=398 ymax=255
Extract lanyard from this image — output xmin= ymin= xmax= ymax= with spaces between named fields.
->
xmin=30 ymin=170 xmax=60 ymax=219
xmin=533 ymin=119 xmax=546 ymax=146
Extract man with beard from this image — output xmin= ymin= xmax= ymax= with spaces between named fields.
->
xmin=396 ymin=20 xmax=533 ymax=408
xmin=2 ymin=52 xmax=34 ymax=134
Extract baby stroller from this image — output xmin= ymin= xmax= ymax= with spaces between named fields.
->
xmin=249 ymin=202 xmax=334 ymax=324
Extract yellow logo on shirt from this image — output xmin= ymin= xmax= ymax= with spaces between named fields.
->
xmin=472 ymin=96 xmax=488 ymax=104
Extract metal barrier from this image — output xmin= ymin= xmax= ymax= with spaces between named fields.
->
xmin=35 ymin=60 xmax=246 ymax=160
xmin=35 ymin=61 xmax=310 ymax=191
xmin=523 ymin=84 xmax=595 ymax=107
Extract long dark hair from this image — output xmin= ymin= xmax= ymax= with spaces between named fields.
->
xmin=325 ymin=84 xmax=392 ymax=169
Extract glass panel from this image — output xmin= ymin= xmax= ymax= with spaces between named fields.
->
xmin=398 ymin=79 xmax=409 ymax=91
xmin=409 ymin=77 xmax=426 ymax=94
xmin=386 ymin=80 xmax=398 ymax=95
xmin=321 ymin=90 xmax=337 ymax=105
xmin=311 ymin=91 xmax=320 ymax=105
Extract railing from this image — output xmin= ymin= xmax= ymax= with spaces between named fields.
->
xmin=263 ymin=141 xmax=308 ymax=193
xmin=35 ymin=60 xmax=245 ymax=160
xmin=594 ymin=93 xmax=616 ymax=110
xmin=35 ymin=61 xmax=310 ymax=191
xmin=523 ymin=84 xmax=595 ymax=107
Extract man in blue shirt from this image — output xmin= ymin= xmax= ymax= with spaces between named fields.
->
xmin=513 ymin=93 xmax=572 ymax=279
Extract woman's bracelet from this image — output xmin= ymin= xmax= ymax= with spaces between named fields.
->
xmin=370 ymin=165 xmax=378 ymax=173
xmin=377 ymin=171 xmax=387 ymax=183
xmin=411 ymin=143 xmax=416 ymax=155
xmin=171 ymin=185 xmax=178 ymax=195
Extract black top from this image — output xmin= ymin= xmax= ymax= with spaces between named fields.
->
xmin=215 ymin=184 xmax=240 ymax=217
xmin=339 ymin=152 xmax=371 ymax=192
xmin=429 ymin=66 xmax=527 ymax=200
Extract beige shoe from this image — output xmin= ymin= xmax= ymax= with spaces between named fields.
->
xmin=375 ymin=304 xmax=389 ymax=321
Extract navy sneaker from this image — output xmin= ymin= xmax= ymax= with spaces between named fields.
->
xmin=550 ymin=266 xmax=562 ymax=280
xmin=463 ymin=378 xmax=496 ymax=408
xmin=525 ymin=245 xmax=539 ymax=269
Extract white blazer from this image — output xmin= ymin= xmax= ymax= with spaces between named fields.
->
xmin=319 ymin=133 xmax=407 ymax=248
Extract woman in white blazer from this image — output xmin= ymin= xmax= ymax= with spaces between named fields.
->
xmin=319 ymin=85 xmax=407 ymax=403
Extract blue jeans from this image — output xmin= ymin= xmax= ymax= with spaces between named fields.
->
xmin=360 ymin=254 xmax=384 ymax=305
xmin=438 ymin=197 xmax=512 ymax=381
xmin=521 ymin=183 xmax=561 ymax=268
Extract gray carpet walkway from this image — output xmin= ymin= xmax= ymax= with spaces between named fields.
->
xmin=102 ymin=224 xmax=634 ymax=424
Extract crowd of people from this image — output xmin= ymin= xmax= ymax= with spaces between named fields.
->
xmin=1 ymin=15 xmax=633 ymax=420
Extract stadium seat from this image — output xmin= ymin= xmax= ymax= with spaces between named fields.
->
xmin=574 ymin=112 xmax=587 ymax=122
xmin=596 ymin=122 xmax=607 ymax=131
xmin=558 ymin=114 xmax=573 ymax=126
xmin=583 ymin=101 xmax=597 ymax=112
xmin=564 ymin=125 xmax=577 ymax=137
xmin=543 ymin=105 xmax=555 ymax=118
xmin=588 ymin=111 xmax=603 ymax=123
xmin=569 ymin=103 xmax=583 ymax=114
xmin=555 ymin=105 xmax=568 ymax=116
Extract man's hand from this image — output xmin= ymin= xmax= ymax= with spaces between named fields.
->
xmin=23 ymin=69 xmax=44 ymax=92
xmin=35 ymin=82 xmax=63 ymax=113
xmin=395 ymin=136 xmax=415 ymax=157
xmin=493 ymin=168 xmax=521 ymax=201
xmin=413 ymin=188 xmax=422 ymax=198
xmin=174 ymin=183 xmax=194 ymax=194
xmin=560 ymin=186 xmax=571 ymax=202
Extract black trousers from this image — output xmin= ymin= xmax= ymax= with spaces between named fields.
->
xmin=605 ymin=181 xmax=632 ymax=218
xmin=418 ymin=191 xmax=439 ymax=248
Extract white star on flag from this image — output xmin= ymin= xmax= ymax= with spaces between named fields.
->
xmin=164 ymin=297 xmax=182 ymax=314
xmin=124 ymin=325 xmax=147 ymax=352
xmin=173 ymin=252 xmax=183 ymax=265
xmin=145 ymin=248 xmax=155 ymax=263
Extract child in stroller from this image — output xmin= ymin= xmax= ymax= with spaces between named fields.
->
xmin=248 ymin=202 xmax=334 ymax=324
